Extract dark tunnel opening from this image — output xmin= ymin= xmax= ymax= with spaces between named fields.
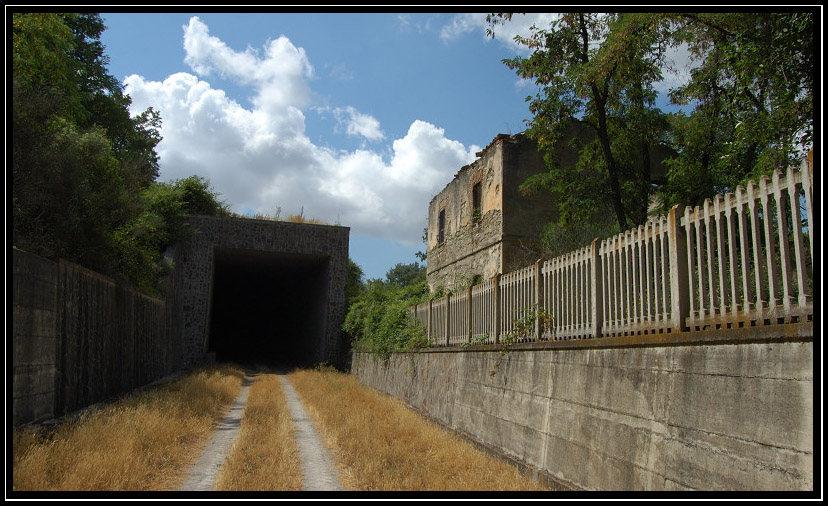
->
xmin=207 ymin=247 xmax=330 ymax=368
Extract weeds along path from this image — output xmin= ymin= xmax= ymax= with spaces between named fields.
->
xmin=15 ymin=365 xmax=541 ymax=492
xmin=12 ymin=365 xmax=245 ymax=491
xmin=213 ymin=372 xmax=303 ymax=491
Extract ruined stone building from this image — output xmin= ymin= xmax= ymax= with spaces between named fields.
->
xmin=425 ymin=123 xmax=671 ymax=293
xmin=425 ymin=130 xmax=562 ymax=292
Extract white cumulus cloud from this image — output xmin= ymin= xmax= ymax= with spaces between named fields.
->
xmin=124 ymin=16 xmax=479 ymax=245
xmin=333 ymin=106 xmax=385 ymax=141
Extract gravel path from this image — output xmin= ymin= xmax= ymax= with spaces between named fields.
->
xmin=178 ymin=371 xmax=344 ymax=492
xmin=279 ymin=375 xmax=344 ymax=491
xmin=178 ymin=372 xmax=254 ymax=491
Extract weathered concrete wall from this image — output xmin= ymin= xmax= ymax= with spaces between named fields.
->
xmin=352 ymin=334 xmax=813 ymax=491
xmin=57 ymin=261 xmax=173 ymax=415
xmin=12 ymin=248 xmax=174 ymax=427
xmin=12 ymin=249 xmax=59 ymax=427
xmin=170 ymin=215 xmax=350 ymax=369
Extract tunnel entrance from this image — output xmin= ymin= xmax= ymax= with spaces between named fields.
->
xmin=207 ymin=247 xmax=330 ymax=368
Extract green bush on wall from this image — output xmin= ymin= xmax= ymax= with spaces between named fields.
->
xmin=343 ymin=278 xmax=431 ymax=363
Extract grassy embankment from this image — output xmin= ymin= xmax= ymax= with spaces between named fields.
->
xmin=12 ymin=364 xmax=244 ymax=491
xmin=288 ymin=367 xmax=546 ymax=492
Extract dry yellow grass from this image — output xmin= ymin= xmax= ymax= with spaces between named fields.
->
xmin=214 ymin=373 xmax=302 ymax=491
xmin=288 ymin=367 xmax=546 ymax=492
xmin=12 ymin=364 xmax=245 ymax=491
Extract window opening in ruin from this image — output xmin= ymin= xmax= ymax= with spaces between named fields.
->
xmin=438 ymin=209 xmax=446 ymax=243
xmin=472 ymin=182 xmax=482 ymax=223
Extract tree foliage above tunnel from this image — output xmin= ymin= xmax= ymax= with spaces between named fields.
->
xmin=12 ymin=12 xmax=229 ymax=294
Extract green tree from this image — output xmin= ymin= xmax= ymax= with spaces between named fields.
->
xmin=342 ymin=278 xmax=430 ymax=361
xmin=62 ymin=13 xmax=161 ymax=188
xmin=488 ymin=13 xmax=671 ymax=235
xmin=343 ymin=256 xmax=432 ymax=360
xmin=384 ymin=262 xmax=426 ymax=288
xmin=112 ymin=176 xmax=229 ymax=293
xmin=656 ymin=12 xmax=814 ymax=210
xmin=12 ymin=12 xmax=244 ymax=294
xmin=111 ymin=182 xmax=185 ymax=291
xmin=346 ymin=259 xmax=366 ymax=309
xmin=12 ymin=13 xmax=162 ymax=273
xmin=171 ymin=175 xmax=231 ymax=217
xmin=488 ymin=11 xmax=814 ymax=234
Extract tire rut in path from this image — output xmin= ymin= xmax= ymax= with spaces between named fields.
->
xmin=279 ymin=375 xmax=344 ymax=491
xmin=178 ymin=371 xmax=344 ymax=492
xmin=178 ymin=371 xmax=254 ymax=491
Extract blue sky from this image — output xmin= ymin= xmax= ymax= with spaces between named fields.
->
xmin=98 ymin=12 xmax=690 ymax=281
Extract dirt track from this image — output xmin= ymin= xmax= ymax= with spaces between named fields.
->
xmin=178 ymin=371 xmax=343 ymax=492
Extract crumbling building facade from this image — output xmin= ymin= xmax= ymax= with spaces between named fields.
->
xmin=425 ymin=131 xmax=562 ymax=292
xmin=425 ymin=123 xmax=672 ymax=293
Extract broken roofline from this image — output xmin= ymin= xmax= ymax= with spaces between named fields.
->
xmin=430 ymin=131 xmax=527 ymax=206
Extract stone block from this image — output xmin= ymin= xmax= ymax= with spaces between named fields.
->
xmin=13 ymin=333 xmax=57 ymax=366
xmin=664 ymin=360 xmax=813 ymax=453
xmin=661 ymin=424 xmax=813 ymax=490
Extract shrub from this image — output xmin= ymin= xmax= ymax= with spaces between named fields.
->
xmin=343 ymin=279 xmax=430 ymax=362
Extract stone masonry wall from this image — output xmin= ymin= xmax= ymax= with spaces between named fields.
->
xmin=426 ymin=210 xmax=503 ymax=292
xmin=426 ymin=132 xmax=561 ymax=291
xmin=426 ymin=137 xmax=503 ymax=291
xmin=170 ymin=215 xmax=350 ymax=369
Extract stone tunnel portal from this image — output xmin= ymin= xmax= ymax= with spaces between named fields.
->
xmin=207 ymin=247 xmax=330 ymax=368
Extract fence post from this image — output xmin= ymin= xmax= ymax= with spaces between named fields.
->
xmin=445 ymin=292 xmax=451 ymax=347
xmin=668 ymin=204 xmax=689 ymax=332
xmin=467 ymin=285 xmax=473 ymax=343
xmin=789 ymin=165 xmax=811 ymax=307
xmin=534 ymin=260 xmax=543 ymax=338
xmin=591 ymin=238 xmax=602 ymax=338
xmin=427 ymin=299 xmax=433 ymax=341
xmin=493 ymin=274 xmax=501 ymax=344
xmin=802 ymin=153 xmax=813 ymax=269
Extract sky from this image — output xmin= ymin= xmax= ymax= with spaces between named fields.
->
xmin=98 ymin=11 xmax=690 ymax=281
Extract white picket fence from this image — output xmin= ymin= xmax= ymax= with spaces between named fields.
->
xmin=411 ymin=159 xmax=814 ymax=345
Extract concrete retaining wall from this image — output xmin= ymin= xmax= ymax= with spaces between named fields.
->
xmin=12 ymin=249 xmax=60 ymax=426
xmin=351 ymin=334 xmax=813 ymax=491
xmin=12 ymin=248 xmax=175 ymax=427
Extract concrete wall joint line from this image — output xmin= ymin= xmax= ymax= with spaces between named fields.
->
xmin=661 ymin=420 xmax=814 ymax=455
